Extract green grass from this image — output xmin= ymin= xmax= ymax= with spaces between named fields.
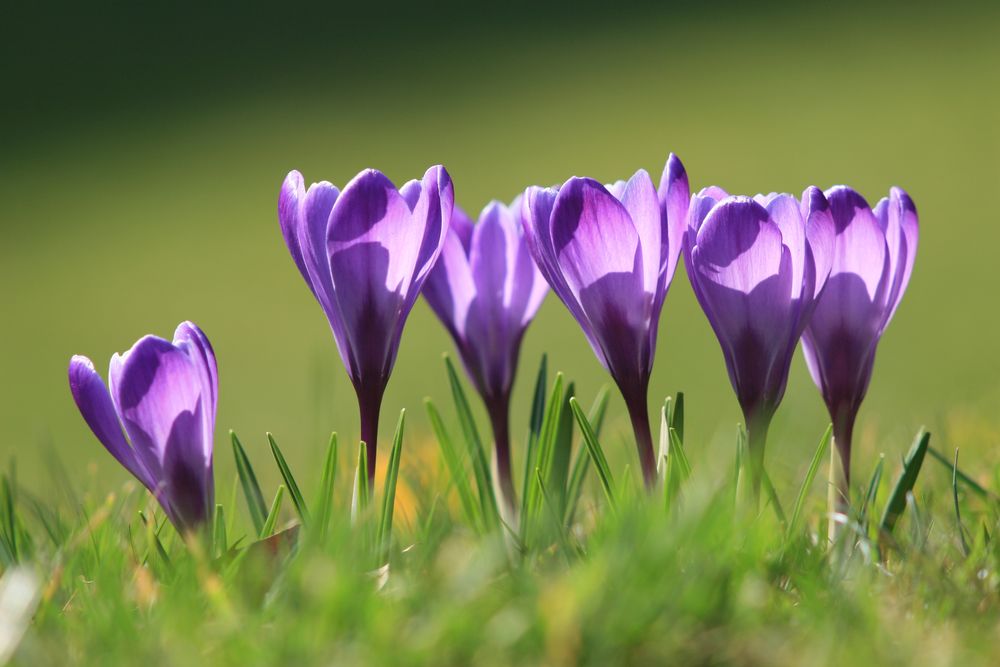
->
xmin=3 ymin=372 xmax=1000 ymax=666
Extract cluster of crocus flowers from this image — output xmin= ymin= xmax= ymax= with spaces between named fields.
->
xmin=423 ymin=200 xmax=548 ymax=509
xmin=67 ymin=153 xmax=919 ymax=537
xmin=802 ymin=187 xmax=918 ymax=512
xmin=686 ymin=187 xmax=835 ymax=498
xmin=521 ymin=155 xmax=689 ymax=488
xmin=279 ymin=165 xmax=453 ymax=482
xmin=68 ymin=322 xmax=218 ymax=533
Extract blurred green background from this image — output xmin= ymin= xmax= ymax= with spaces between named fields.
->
xmin=2 ymin=1 xmax=998 ymax=496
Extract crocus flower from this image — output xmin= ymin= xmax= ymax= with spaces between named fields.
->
xmin=802 ymin=186 xmax=918 ymax=505
xmin=686 ymin=188 xmax=834 ymax=497
xmin=521 ymin=154 xmax=689 ymax=488
xmin=423 ymin=199 xmax=548 ymax=508
xmin=279 ymin=165 xmax=453 ymax=481
xmin=68 ymin=322 xmax=217 ymax=533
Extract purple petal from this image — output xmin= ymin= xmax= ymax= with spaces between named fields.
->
xmin=691 ymin=197 xmax=795 ymax=414
xmin=881 ymin=187 xmax=919 ymax=328
xmin=615 ymin=169 xmax=661 ymax=295
xmin=110 ymin=335 xmax=212 ymax=500
xmin=763 ymin=194 xmax=807 ymax=298
xmin=802 ymin=186 xmax=835 ymax=299
xmin=658 ymin=153 xmax=690 ymax=291
xmin=278 ymin=171 xmax=310 ymax=286
xmin=423 ymin=226 xmax=475 ymax=341
xmin=68 ymin=356 xmax=153 ymax=489
xmin=326 ymin=169 xmax=415 ymax=384
xmin=172 ymin=322 xmax=218 ymax=462
xmin=825 ymin=186 xmax=891 ymax=301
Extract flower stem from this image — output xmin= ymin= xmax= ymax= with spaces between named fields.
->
xmin=486 ymin=396 xmax=517 ymax=513
xmin=625 ymin=392 xmax=657 ymax=490
xmin=744 ymin=413 xmax=771 ymax=509
xmin=828 ymin=408 xmax=855 ymax=542
xmin=357 ymin=384 xmax=384 ymax=487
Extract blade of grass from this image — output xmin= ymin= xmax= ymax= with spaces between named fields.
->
xmin=523 ymin=373 xmax=565 ymax=530
xmin=260 ymin=485 xmax=285 ymax=539
xmin=670 ymin=392 xmax=684 ymax=444
xmin=444 ymin=355 xmax=499 ymax=529
xmin=761 ymin=467 xmax=787 ymax=527
xmin=858 ymin=455 xmax=885 ymax=535
xmin=927 ymin=445 xmax=994 ymax=500
xmin=569 ymin=398 xmax=615 ymax=510
xmin=545 ymin=381 xmax=576 ymax=511
xmin=786 ymin=424 xmax=832 ymax=539
xmin=313 ymin=433 xmax=339 ymax=542
xmin=521 ymin=354 xmax=548 ymax=509
xmin=268 ymin=433 xmax=310 ymax=527
xmin=952 ymin=448 xmax=971 ymax=556
xmin=879 ymin=428 xmax=931 ymax=537
xmin=425 ymin=399 xmax=481 ymax=530
xmin=231 ymin=430 xmax=267 ymax=536
xmin=212 ymin=504 xmax=227 ymax=559
xmin=377 ymin=410 xmax=406 ymax=560
xmin=565 ymin=386 xmax=610 ymax=524
xmin=352 ymin=441 xmax=371 ymax=524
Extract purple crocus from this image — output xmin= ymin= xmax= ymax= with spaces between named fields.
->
xmin=802 ymin=186 xmax=918 ymax=505
xmin=279 ymin=165 xmax=453 ymax=481
xmin=423 ymin=199 xmax=548 ymax=508
xmin=68 ymin=322 xmax=217 ymax=533
xmin=521 ymin=154 xmax=689 ymax=488
xmin=686 ymin=187 xmax=835 ymax=497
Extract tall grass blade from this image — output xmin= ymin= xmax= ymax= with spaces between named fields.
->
xmin=569 ymin=398 xmax=615 ymax=510
xmin=786 ymin=424 xmax=832 ymax=539
xmin=927 ymin=445 xmax=994 ymax=500
xmin=231 ymin=430 xmax=267 ymax=535
xmin=268 ymin=433 xmax=310 ymax=527
xmin=879 ymin=429 xmax=931 ymax=537
xmin=565 ymin=386 xmax=609 ymax=524
xmin=546 ymin=381 xmax=576 ymax=511
xmin=522 ymin=354 xmax=548 ymax=508
xmin=352 ymin=441 xmax=371 ymax=523
xmin=377 ymin=410 xmax=406 ymax=560
xmin=858 ymin=455 xmax=884 ymax=535
xmin=260 ymin=485 xmax=285 ymax=539
xmin=212 ymin=504 xmax=227 ymax=559
xmin=524 ymin=373 xmax=565 ymax=525
xmin=425 ymin=399 xmax=481 ymax=530
xmin=313 ymin=433 xmax=339 ymax=542
xmin=670 ymin=392 xmax=684 ymax=444
xmin=444 ymin=355 xmax=499 ymax=528
xmin=952 ymin=448 xmax=971 ymax=556
xmin=761 ymin=467 xmax=787 ymax=526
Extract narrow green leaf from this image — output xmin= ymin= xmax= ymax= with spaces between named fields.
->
xmin=927 ymin=445 xmax=994 ymax=500
xmin=268 ymin=432 xmax=310 ymax=526
xmin=425 ymin=399 xmax=481 ymax=530
xmin=525 ymin=373 xmax=565 ymax=522
xmin=564 ymin=386 xmax=610 ymax=524
xmin=670 ymin=392 xmax=685 ymax=444
xmin=858 ymin=455 xmax=884 ymax=534
xmin=879 ymin=429 xmax=931 ymax=536
xmin=444 ymin=355 xmax=499 ymax=528
xmin=313 ymin=433 xmax=339 ymax=542
xmin=260 ymin=485 xmax=285 ymax=539
xmin=952 ymin=448 xmax=971 ymax=556
xmin=352 ymin=441 xmax=371 ymax=522
xmin=546 ymin=381 xmax=576 ymax=511
xmin=521 ymin=354 xmax=548 ymax=507
xmin=761 ymin=468 xmax=787 ymax=526
xmin=786 ymin=424 xmax=832 ymax=539
xmin=231 ymin=430 xmax=267 ymax=536
xmin=535 ymin=468 xmax=572 ymax=556
xmin=377 ymin=410 xmax=406 ymax=559
xmin=212 ymin=504 xmax=227 ymax=559
xmin=569 ymin=398 xmax=615 ymax=509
